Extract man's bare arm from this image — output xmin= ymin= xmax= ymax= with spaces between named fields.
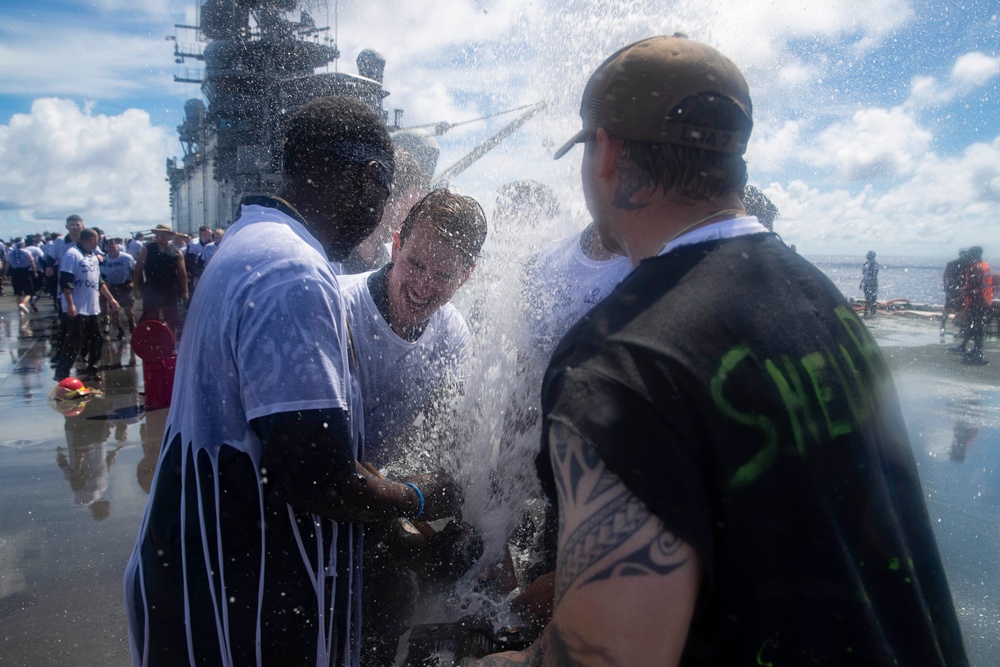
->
xmin=132 ymin=246 xmax=147 ymax=290
xmin=473 ymin=422 xmax=701 ymax=666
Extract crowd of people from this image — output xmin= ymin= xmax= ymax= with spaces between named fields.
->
xmin=1 ymin=33 xmax=976 ymax=667
xmin=0 ymin=218 xmax=231 ymax=380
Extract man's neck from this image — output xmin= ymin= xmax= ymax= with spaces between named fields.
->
xmin=279 ymin=185 xmax=334 ymax=251
xmin=620 ymin=192 xmax=746 ymax=265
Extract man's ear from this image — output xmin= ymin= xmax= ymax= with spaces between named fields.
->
xmin=390 ymin=231 xmax=402 ymax=263
xmin=594 ymin=128 xmax=624 ymax=184
xmin=457 ymin=261 xmax=476 ymax=288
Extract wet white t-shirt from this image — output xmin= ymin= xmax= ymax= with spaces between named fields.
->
xmin=339 ymin=270 xmax=470 ymax=466
xmin=523 ymin=230 xmax=632 ymax=360
xmin=125 ymin=204 xmax=364 ymax=666
xmin=59 ymin=246 xmax=102 ymax=316
xmin=100 ymin=252 xmax=135 ymax=285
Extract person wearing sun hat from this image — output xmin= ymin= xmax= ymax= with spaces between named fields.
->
xmin=131 ymin=223 xmax=188 ymax=334
xmin=476 ymin=34 xmax=967 ymax=666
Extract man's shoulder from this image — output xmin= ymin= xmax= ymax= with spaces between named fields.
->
xmin=337 ymin=270 xmax=370 ymax=293
xmin=429 ymin=302 xmax=470 ymax=342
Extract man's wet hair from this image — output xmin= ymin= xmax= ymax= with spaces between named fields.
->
xmin=79 ymin=228 xmax=99 ymax=243
xmin=618 ymin=93 xmax=751 ymax=201
xmin=399 ymin=188 xmax=488 ymax=268
xmin=66 ymin=214 xmax=83 ymax=225
xmin=282 ymin=96 xmax=394 ymax=185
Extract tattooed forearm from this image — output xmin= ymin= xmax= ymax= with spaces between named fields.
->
xmin=554 ymin=488 xmax=648 ymax=602
xmin=582 ymin=531 xmax=688 ymax=587
xmin=612 ymin=160 xmax=653 ymax=211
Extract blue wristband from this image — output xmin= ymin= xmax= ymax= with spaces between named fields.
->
xmin=403 ymin=482 xmax=425 ymax=520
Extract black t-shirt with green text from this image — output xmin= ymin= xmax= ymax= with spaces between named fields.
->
xmin=539 ymin=233 xmax=967 ymax=666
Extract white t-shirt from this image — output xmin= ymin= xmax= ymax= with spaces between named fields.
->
xmin=59 ymin=246 xmax=102 ymax=315
xmin=200 ymin=241 xmax=219 ymax=266
xmin=185 ymin=239 xmax=204 ymax=258
xmin=100 ymin=252 xmax=136 ymax=285
xmin=55 ymin=236 xmax=74 ymax=264
xmin=125 ymin=204 xmax=364 ymax=666
xmin=126 ymin=238 xmax=144 ymax=258
xmin=339 ymin=270 xmax=470 ymax=466
xmin=523 ymin=230 xmax=632 ymax=361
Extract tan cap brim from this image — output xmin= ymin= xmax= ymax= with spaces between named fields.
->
xmin=553 ymin=129 xmax=587 ymax=160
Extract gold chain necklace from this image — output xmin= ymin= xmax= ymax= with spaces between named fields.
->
xmin=663 ymin=207 xmax=746 ymax=248
xmin=271 ymin=196 xmax=306 ymax=223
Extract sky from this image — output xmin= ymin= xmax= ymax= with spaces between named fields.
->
xmin=0 ymin=0 xmax=997 ymax=259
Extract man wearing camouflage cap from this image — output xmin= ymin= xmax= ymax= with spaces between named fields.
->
xmin=476 ymin=34 xmax=966 ymax=666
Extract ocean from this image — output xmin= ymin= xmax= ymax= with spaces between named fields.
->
xmin=809 ymin=255 xmax=949 ymax=305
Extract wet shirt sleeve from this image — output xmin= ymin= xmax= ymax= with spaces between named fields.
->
xmin=236 ymin=268 xmax=352 ymax=427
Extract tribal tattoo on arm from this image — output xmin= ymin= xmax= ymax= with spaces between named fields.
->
xmin=549 ymin=421 xmax=689 ymax=606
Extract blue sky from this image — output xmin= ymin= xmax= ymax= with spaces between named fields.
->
xmin=0 ymin=0 xmax=997 ymax=259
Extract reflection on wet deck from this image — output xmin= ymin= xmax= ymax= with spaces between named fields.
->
xmin=0 ymin=296 xmax=997 ymax=665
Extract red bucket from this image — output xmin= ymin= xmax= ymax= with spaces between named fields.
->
xmin=131 ymin=321 xmax=177 ymax=410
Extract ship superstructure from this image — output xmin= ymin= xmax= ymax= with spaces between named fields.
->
xmin=168 ymin=0 xmax=542 ymax=234
xmin=169 ymin=0 xmax=402 ymax=233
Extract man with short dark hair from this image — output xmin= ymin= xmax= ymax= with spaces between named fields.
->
xmin=184 ymin=225 xmax=213 ymax=289
xmin=477 ymin=35 xmax=966 ymax=666
xmin=340 ymin=188 xmax=487 ymax=666
xmin=342 ymin=188 xmax=487 ymax=465
xmin=100 ymin=238 xmax=136 ymax=339
xmin=55 ymin=228 xmax=119 ymax=380
xmin=125 ymin=96 xmax=463 ymax=667
xmin=49 ymin=215 xmax=85 ymax=365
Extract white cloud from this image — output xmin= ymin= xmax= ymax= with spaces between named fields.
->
xmin=761 ymin=137 xmax=1000 ymax=255
xmin=0 ymin=23 xmax=175 ymax=100
xmin=0 ymin=98 xmax=170 ymax=236
xmin=810 ymin=107 xmax=933 ymax=182
xmin=746 ymin=120 xmax=803 ymax=173
xmin=906 ymin=51 xmax=1000 ymax=111
xmin=951 ymin=52 xmax=1000 ymax=92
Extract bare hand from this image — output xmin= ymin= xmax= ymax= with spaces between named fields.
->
xmin=404 ymin=471 xmax=464 ymax=521
xmin=66 ymin=304 xmax=78 ymax=318
xmin=109 ymin=299 xmax=121 ymax=313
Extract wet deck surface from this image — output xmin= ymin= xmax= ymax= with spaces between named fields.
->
xmin=0 ymin=296 xmax=998 ymax=665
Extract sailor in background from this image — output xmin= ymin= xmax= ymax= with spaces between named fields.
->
xmin=132 ymin=223 xmax=188 ymax=335
xmin=55 ymin=228 xmax=119 ymax=381
xmin=861 ymin=249 xmax=880 ymax=318
xmin=958 ymin=245 xmax=992 ymax=365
